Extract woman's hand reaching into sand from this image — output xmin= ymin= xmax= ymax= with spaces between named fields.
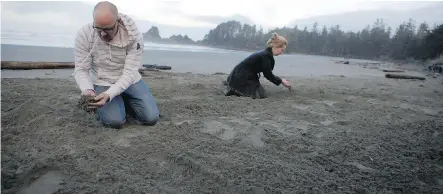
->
xmin=282 ymin=79 xmax=291 ymax=88
xmin=89 ymin=93 xmax=110 ymax=108
xmin=282 ymin=79 xmax=294 ymax=93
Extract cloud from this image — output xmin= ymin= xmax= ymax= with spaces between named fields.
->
xmin=183 ymin=14 xmax=255 ymax=26
xmin=83 ymin=0 xmax=216 ymax=27
xmin=1 ymin=1 xmax=92 ymax=30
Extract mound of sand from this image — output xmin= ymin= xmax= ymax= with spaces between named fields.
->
xmin=2 ymin=72 xmax=443 ymax=193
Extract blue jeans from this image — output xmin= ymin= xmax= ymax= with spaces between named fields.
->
xmin=94 ymin=79 xmax=160 ymax=129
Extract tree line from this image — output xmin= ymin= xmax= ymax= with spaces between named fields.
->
xmin=142 ymin=26 xmax=194 ymax=45
xmin=199 ymin=19 xmax=443 ymax=61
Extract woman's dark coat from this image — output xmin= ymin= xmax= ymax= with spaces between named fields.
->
xmin=225 ymin=47 xmax=282 ymax=98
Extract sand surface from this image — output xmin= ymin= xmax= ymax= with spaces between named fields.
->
xmin=2 ymin=71 xmax=443 ymax=193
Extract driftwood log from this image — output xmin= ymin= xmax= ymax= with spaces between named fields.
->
xmin=333 ymin=60 xmax=349 ymax=64
xmin=142 ymin=64 xmax=172 ymax=70
xmin=385 ymin=73 xmax=426 ymax=80
xmin=382 ymin=69 xmax=405 ymax=72
xmin=1 ymin=61 xmax=74 ymax=70
xmin=1 ymin=61 xmax=172 ymax=71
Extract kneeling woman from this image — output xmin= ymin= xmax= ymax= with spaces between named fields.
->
xmin=224 ymin=32 xmax=291 ymax=99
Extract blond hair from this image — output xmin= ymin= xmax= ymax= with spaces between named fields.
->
xmin=267 ymin=32 xmax=287 ymax=48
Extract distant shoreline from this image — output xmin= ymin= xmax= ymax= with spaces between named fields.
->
xmin=2 ymin=43 xmax=398 ymax=79
xmin=142 ymin=40 xmax=407 ymax=63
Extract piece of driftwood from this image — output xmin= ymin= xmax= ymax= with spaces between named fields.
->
xmin=382 ymin=69 xmax=405 ymax=72
xmin=385 ymin=73 xmax=426 ymax=80
xmin=1 ymin=61 xmax=172 ymax=71
xmin=142 ymin=64 xmax=172 ymax=70
xmin=1 ymin=61 xmax=74 ymax=70
xmin=428 ymin=63 xmax=442 ymax=73
xmin=334 ymin=60 xmax=349 ymax=64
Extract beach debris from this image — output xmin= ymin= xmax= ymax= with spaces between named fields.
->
xmin=385 ymin=73 xmax=426 ymax=80
xmin=333 ymin=60 xmax=350 ymax=64
xmin=382 ymin=69 xmax=405 ymax=72
xmin=428 ymin=62 xmax=442 ymax=73
xmin=213 ymin=72 xmax=227 ymax=75
xmin=1 ymin=61 xmax=74 ymax=70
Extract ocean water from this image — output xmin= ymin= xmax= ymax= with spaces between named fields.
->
xmin=1 ymin=30 xmax=233 ymax=53
xmin=1 ymin=30 xmax=387 ymax=79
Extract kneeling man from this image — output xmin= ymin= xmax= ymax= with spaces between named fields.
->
xmin=73 ymin=1 xmax=159 ymax=129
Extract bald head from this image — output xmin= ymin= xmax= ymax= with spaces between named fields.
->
xmin=93 ymin=1 xmax=118 ymax=26
xmin=93 ymin=1 xmax=119 ymax=42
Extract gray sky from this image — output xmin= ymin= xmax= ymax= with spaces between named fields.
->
xmin=1 ymin=0 xmax=440 ymax=41
xmin=81 ymin=0 xmax=436 ymax=28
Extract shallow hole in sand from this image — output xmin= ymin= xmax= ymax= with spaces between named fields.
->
xmin=336 ymin=120 xmax=350 ymax=126
xmin=17 ymin=169 xmax=64 ymax=194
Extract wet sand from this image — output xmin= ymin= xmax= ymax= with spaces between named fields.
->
xmin=2 ymin=71 xmax=443 ymax=193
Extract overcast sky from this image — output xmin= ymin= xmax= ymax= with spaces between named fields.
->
xmin=1 ymin=0 xmax=440 ymax=41
xmin=81 ymin=0 xmax=436 ymax=28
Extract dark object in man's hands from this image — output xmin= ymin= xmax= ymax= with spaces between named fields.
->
xmin=78 ymin=95 xmax=98 ymax=112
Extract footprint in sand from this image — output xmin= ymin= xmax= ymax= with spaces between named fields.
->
xmin=292 ymin=104 xmax=311 ymax=110
xmin=288 ymin=120 xmax=312 ymax=136
xmin=320 ymin=119 xmax=334 ymax=126
xmin=172 ymin=95 xmax=198 ymax=101
xmin=202 ymin=119 xmax=257 ymax=142
xmin=112 ymin=131 xmax=145 ymax=147
xmin=320 ymin=100 xmax=337 ymax=107
xmin=346 ymin=162 xmax=378 ymax=173
xmin=260 ymin=122 xmax=294 ymax=136
xmin=399 ymin=103 xmax=440 ymax=115
xmin=242 ymin=128 xmax=265 ymax=148
xmin=202 ymin=120 xmax=236 ymax=140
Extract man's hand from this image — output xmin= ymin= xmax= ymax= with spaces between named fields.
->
xmin=89 ymin=93 xmax=110 ymax=108
xmin=82 ymin=89 xmax=96 ymax=96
